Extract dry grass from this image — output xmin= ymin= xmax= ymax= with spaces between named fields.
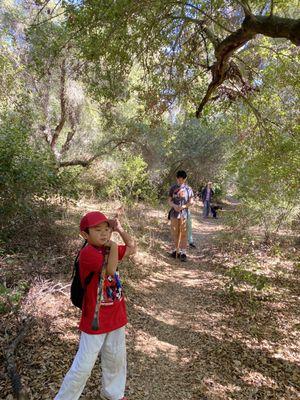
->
xmin=0 ymin=199 xmax=299 ymax=399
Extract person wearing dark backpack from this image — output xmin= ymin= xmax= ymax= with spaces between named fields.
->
xmin=55 ymin=211 xmax=136 ymax=400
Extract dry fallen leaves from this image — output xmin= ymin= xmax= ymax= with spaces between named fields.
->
xmin=1 ymin=202 xmax=299 ymax=399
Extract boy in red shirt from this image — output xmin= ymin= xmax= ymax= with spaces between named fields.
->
xmin=55 ymin=211 xmax=136 ymax=400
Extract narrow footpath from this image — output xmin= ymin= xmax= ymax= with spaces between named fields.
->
xmin=123 ymin=207 xmax=239 ymax=400
xmin=2 ymin=203 xmax=299 ymax=400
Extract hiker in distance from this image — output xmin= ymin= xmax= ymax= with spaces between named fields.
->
xmin=55 ymin=211 xmax=136 ymax=400
xmin=201 ymin=181 xmax=214 ymax=218
xmin=168 ymin=170 xmax=194 ymax=261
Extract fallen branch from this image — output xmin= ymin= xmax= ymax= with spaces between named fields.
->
xmin=4 ymin=319 xmax=32 ymax=400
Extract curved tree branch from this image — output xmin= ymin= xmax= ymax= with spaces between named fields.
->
xmin=59 ymin=139 xmax=136 ymax=168
xmin=196 ymin=13 xmax=300 ymax=117
xmin=4 ymin=318 xmax=32 ymax=400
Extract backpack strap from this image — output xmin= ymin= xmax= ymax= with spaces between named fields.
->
xmin=76 ymin=240 xmax=103 ymax=287
xmin=84 ymin=271 xmax=94 ymax=287
xmin=91 ymin=246 xmax=110 ymax=331
xmin=72 ymin=240 xmax=87 ymax=278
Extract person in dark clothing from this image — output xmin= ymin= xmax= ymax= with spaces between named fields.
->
xmin=201 ymin=182 xmax=214 ymax=218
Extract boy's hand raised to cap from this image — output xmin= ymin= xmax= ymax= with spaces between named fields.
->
xmin=110 ymin=218 xmax=123 ymax=233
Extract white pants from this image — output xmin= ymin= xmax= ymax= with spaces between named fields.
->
xmin=54 ymin=327 xmax=126 ymax=400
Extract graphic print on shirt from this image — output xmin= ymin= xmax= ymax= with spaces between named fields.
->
xmin=168 ymin=183 xmax=194 ymax=220
xmin=100 ymin=272 xmax=124 ymax=306
xmin=93 ymin=247 xmax=124 ymax=307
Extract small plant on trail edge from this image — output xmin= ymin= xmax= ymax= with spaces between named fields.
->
xmin=225 ymin=263 xmax=268 ymax=297
xmin=0 ymin=281 xmax=29 ymax=314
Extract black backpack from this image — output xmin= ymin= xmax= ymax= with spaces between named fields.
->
xmin=70 ymin=241 xmax=94 ymax=309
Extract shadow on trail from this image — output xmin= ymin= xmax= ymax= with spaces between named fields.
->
xmin=125 ymin=259 xmax=292 ymax=348
xmin=3 ymin=200 xmax=298 ymax=399
xmin=3 ymin=301 xmax=297 ymax=400
xmin=126 ymin=304 xmax=300 ymax=400
xmin=124 ymin=206 xmax=300 ymax=399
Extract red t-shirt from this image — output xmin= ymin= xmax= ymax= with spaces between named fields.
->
xmin=78 ymin=244 xmax=127 ymax=334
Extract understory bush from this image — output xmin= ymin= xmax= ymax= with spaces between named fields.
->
xmin=0 ymin=111 xmax=79 ymax=239
xmin=96 ymin=155 xmax=158 ymax=205
xmin=226 ymin=131 xmax=300 ymax=241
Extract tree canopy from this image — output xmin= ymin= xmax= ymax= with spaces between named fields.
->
xmin=0 ymin=0 xmax=299 ymax=237
xmin=62 ymin=0 xmax=300 ymax=117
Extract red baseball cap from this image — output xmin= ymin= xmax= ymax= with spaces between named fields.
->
xmin=80 ymin=211 xmax=111 ymax=231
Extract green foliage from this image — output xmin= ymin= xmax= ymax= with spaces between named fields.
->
xmin=64 ymin=0 xmax=300 ymax=117
xmin=101 ymin=155 xmax=158 ymax=204
xmin=212 ymin=183 xmax=223 ymax=201
xmin=226 ymin=124 xmax=300 ymax=239
xmin=226 ymin=263 xmax=269 ymax=295
xmin=0 ymin=280 xmax=29 ymax=314
xmin=0 ymin=110 xmax=79 ymax=238
xmin=0 ymin=0 xmax=299 ymax=240
xmin=156 ymin=118 xmax=231 ymax=192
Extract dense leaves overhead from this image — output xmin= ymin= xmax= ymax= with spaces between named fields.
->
xmin=64 ymin=0 xmax=300 ymax=116
xmin=0 ymin=0 xmax=299 ymax=236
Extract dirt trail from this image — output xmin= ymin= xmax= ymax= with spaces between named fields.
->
xmin=123 ymin=205 xmax=300 ymax=400
xmin=2 ymin=202 xmax=299 ymax=400
xmin=125 ymin=207 xmax=234 ymax=400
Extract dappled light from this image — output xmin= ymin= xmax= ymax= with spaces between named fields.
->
xmin=1 ymin=1 xmax=299 ymax=399
xmin=1 ymin=198 xmax=299 ymax=399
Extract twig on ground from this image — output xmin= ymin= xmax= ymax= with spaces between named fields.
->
xmin=4 ymin=318 xmax=33 ymax=400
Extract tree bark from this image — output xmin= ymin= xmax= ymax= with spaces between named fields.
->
xmin=243 ymin=14 xmax=300 ymax=45
xmin=50 ymin=59 xmax=67 ymax=149
xmin=58 ymin=139 xmax=135 ymax=167
xmin=59 ymin=157 xmax=96 ymax=167
xmin=196 ymin=13 xmax=300 ymax=117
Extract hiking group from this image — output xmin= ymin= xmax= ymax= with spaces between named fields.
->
xmin=55 ymin=170 xmax=218 ymax=399
xmin=168 ymin=170 xmax=217 ymax=262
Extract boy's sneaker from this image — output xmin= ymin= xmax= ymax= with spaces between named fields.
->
xmin=189 ymin=242 xmax=196 ymax=248
xmin=180 ymin=253 xmax=187 ymax=262
xmin=170 ymin=250 xmax=177 ymax=258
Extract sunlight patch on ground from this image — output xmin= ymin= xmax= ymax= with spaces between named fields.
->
xmin=241 ymin=369 xmax=278 ymax=388
xmin=198 ymin=376 xmax=242 ymax=400
xmin=132 ymin=250 xmax=169 ymax=268
xmin=3 ymin=198 xmax=299 ymax=399
xmin=133 ymin=304 xmax=185 ymax=326
xmin=133 ymin=329 xmax=182 ymax=362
